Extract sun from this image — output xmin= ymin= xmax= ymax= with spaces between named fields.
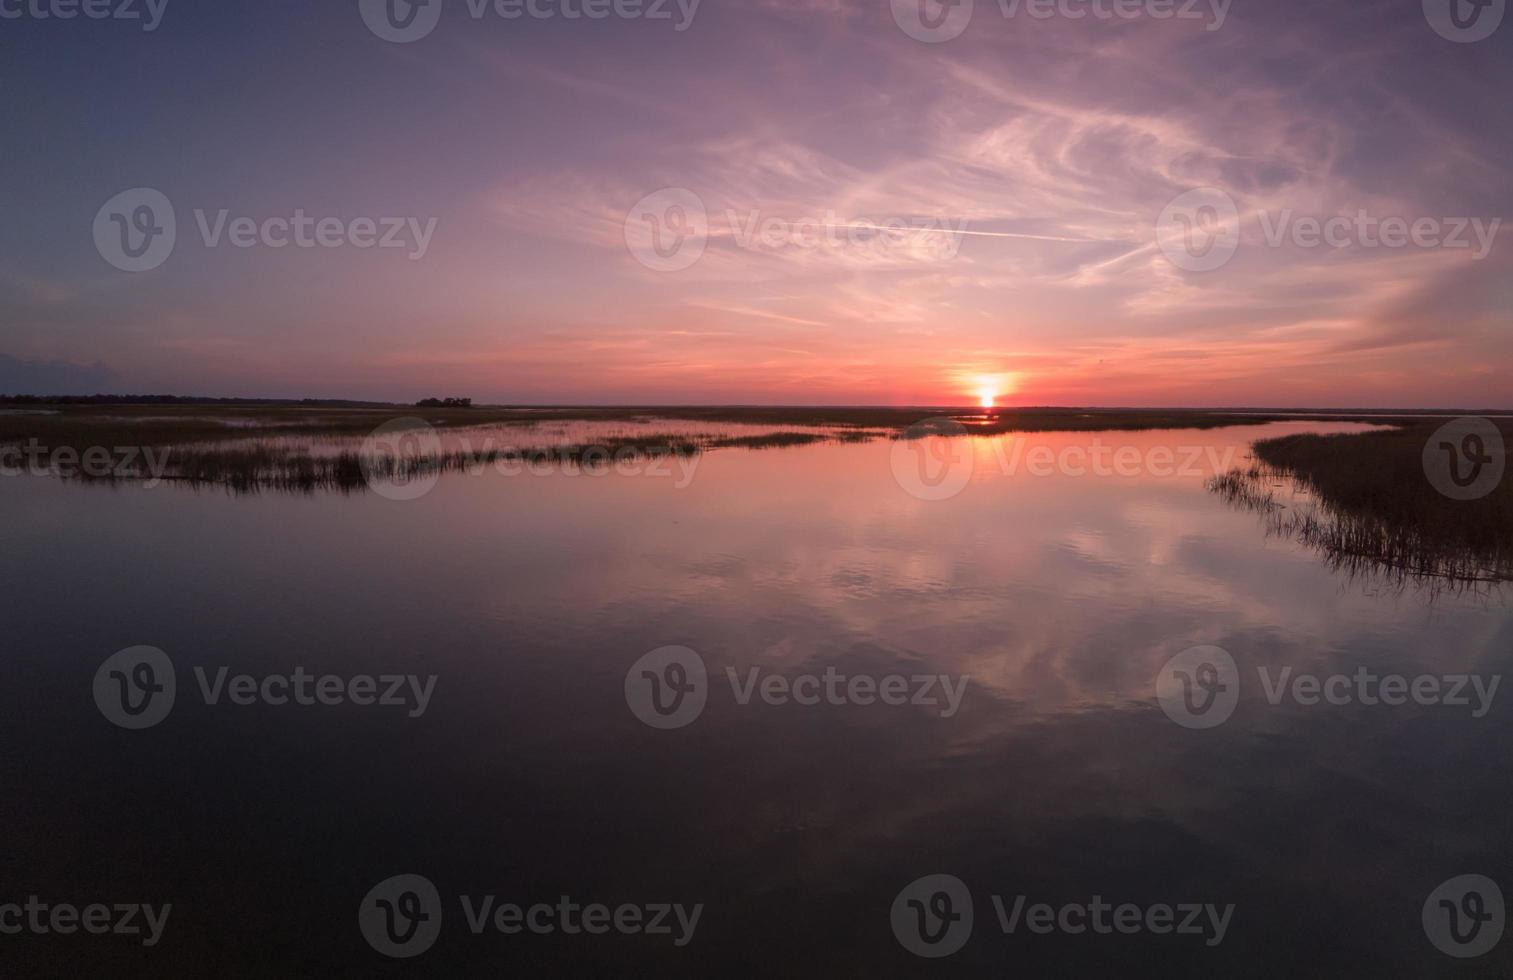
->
xmin=962 ymin=371 xmax=1014 ymax=409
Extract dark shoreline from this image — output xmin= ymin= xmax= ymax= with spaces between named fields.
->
xmin=1209 ymin=421 xmax=1512 ymax=588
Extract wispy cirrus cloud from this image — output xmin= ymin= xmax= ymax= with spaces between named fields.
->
xmin=2 ymin=1 xmax=1506 ymax=404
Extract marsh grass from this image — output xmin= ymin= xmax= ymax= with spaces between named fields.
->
xmin=0 ymin=402 xmax=1421 ymax=449
xmin=702 ymin=432 xmax=829 ymax=450
xmin=0 ymin=400 xmax=1445 ymax=494
xmin=124 ymin=438 xmax=705 ymax=494
xmin=1209 ymin=423 xmax=1513 ymax=590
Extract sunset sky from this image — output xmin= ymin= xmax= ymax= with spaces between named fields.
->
xmin=2 ymin=0 xmax=1510 ymax=406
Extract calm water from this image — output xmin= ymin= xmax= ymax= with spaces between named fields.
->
xmin=2 ymin=421 xmax=1510 ymax=977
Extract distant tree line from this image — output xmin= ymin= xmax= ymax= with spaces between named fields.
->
xmin=416 ymin=397 xmax=473 ymax=408
xmin=0 ymin=394 xmax=396 ymax=407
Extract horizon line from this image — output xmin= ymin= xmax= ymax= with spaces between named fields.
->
xmin=4 ymin=394 xmax=1512 ymax=414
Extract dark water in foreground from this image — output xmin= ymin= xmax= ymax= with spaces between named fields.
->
xmin=2 ymin=421 xmax=1510 ymax=977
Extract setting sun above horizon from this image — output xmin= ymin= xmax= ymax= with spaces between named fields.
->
xmin=0 ymin=2 xmax=1506 ymax=411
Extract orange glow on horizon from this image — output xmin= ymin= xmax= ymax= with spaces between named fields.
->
xmin=969 ymin=372 xmax=1013 ymax=410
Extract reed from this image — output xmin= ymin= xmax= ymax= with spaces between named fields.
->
xmin=1208 ymin=423 xmax=1513 ymax=588
xmin=0 ymin=400 xmax=1443 ymax=494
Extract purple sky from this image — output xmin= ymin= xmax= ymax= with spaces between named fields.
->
xmin=1 ymin=0 xmax=1510 ymax=405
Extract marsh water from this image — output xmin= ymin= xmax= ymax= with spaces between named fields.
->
xmin=2 ymin=421 xmax=1510 ymax=977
